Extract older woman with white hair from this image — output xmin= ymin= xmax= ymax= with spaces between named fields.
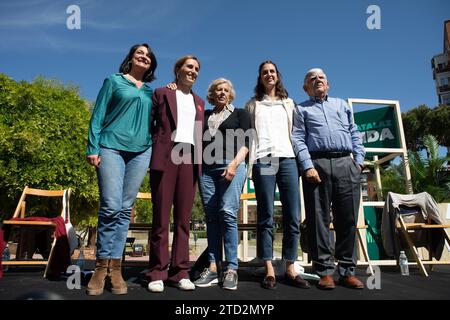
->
xmin=193 ymin=78 xmax=251 ymax=291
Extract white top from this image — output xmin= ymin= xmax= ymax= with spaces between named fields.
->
xmin=255 ymin=97 xmax=295 ymax=159
xmin=174 ymin=90 xmax=196 ymax=145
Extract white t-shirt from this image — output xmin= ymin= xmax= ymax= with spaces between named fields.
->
xmin=174 ymin=90 xmax=196 ymax=145
xmin=255 ymin=98 xmax=295 ymax=159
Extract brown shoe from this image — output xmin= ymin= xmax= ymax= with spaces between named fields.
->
xmin=109 ymin=259 xmax=128 ymax=295
xmin=261 ymin=276 xmax=277 ymax=290
xmin=317 ymin=275 xmax=336 ymax=290
xmin=338 ymin=276 xmax=364 ymax=289
xmin=284 ymin=273 xmax=310 ymax=289
xmin=86 ymin=259 xmax=109 ymax=295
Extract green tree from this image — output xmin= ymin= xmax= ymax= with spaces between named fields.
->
xmin=427 ymin=104 xmax=450 ymax=158
xmin=408 ymin=135 xmax=450 ymax=202
xmin=402 ymin=105 xmax=431 ymax=152
xmin=380 ymin=135 xmax=450 ymax=202
xmin=133 ymin=176 xmax=205 ymax=228
xmin=0 ymin=74 xmax=98 ymax=226
xmin=191 ymin=190 xmax=205 ymax=222
xmin=380 ymin=163 xmax=407 ymax=198
xmin=134 ymin=174 xmax=152 ymax=223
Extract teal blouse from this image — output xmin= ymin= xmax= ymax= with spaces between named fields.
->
xmin=86 ymin=73 xmax=153 ymax=155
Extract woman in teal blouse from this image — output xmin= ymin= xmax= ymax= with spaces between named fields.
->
xmin=85 ymin=43 xmax=157 ymax=296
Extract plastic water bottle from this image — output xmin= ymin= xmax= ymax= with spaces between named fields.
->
xmin=399 ymin=250 xmax=409 ymax=276
xmin=76 ymin=247 xmax=85 ymax=272
xmin=2 ymin=244 xmax=10 ymax=272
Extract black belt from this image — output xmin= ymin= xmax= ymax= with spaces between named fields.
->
xmin=310 ymin=151 xmax=351 ymax=159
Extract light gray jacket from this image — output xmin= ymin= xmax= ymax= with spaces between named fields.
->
xmin=381 ymin=191 xmax=446 ymax=259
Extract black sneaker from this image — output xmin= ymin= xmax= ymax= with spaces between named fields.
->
xmin=222 ymin=270 xmax=238 ymax=291
xmin=193 ymin=268 xmax=219 ymax=287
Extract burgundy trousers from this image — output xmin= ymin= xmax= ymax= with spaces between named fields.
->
xmin=147 ymin=146 xmax=197 ymax=282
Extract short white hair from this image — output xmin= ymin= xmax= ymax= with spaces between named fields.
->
xmin=303 ymin=68 xmax=327 ymax=85
xmin=206 ymin=78 xmax=235 ymax=105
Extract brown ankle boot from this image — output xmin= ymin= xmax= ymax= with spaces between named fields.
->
xmin=86 ymin=258 xmax=109 ymax=295
xmin=109 ymin=259 xmax=127 ymax=295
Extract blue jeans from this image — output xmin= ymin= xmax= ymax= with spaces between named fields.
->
xmin=96 ymin=147 xmax=151 ymax=259
xmin=252 ymin=157 xmax=301 ymax=262
xmin=199 ymin=162 xmax=247 ymax=270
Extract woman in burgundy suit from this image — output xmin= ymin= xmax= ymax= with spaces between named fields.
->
xmin=147 ymin=55 xmax=205 ymax=292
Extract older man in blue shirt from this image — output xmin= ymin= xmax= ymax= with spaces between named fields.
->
xmin=292 ymin=68 xmax=365 ymax=290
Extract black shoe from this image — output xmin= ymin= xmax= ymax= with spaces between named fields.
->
xmin=261 ymin=276 xmax=277 ymax=290
xmin=284 ymin=273 xmax=310 ymax=289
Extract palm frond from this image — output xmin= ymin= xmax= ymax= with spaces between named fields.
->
xmin=423 ymin=134 xmax=439 ymax=160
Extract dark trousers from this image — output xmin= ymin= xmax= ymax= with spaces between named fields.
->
xmin=147 ymin=146 xmax=197 ymax=282
xmin=303 ymin=156 xmax=361 ymax=277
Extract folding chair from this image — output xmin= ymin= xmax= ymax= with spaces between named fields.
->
xmin=2 ymin=186 xmax=72 ymax=277
xmin=237 ymin=192 xmax=256 ymax=264
xmin=383 ymin=192 xmax=450 ymax=277
xmin=397 ymin=208 xmax=450 ymax=276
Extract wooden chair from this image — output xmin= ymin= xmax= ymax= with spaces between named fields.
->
xmin=129 ymin=192 xmax=152 ymax=236
xmin=396 ymin=206 xmax=450 ymax=277
xmin=2 ymin=186 xmax=71 ymax=277
xmin=240 ymin=192 xmax=256 ymax=201
xmin=122 ymin=192 xmax=152 ymax=264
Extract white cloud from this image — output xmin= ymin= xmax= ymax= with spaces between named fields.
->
xmin=0 ymin=1 xmax=64 ymax=28
xmin=0 ymin=0 xmax=219 ymax=54
xmin=0 ymin=0 xmax=179 ymax=30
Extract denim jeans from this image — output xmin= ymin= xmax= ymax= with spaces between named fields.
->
xmin=252 ymin=157 xmax=301 ymax=261
xmin=96 ymin=147 xmax=151 ymax=259
xmin=199 ymin=162 xmax=247 ymax=270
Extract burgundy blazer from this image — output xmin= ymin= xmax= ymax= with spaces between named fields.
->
xmin=150 ymin=87 xmax=205 ymax=176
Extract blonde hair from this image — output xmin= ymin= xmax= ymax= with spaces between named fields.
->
xmin=206 ymin=78 xmax=236 ymax=105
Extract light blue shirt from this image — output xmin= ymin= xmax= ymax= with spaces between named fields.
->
xmin=292 ymin=96 xmax=365 ymax=171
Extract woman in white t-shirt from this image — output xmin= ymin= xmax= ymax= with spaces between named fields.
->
xmin=245 ymin=61 xmax=309 ymax=290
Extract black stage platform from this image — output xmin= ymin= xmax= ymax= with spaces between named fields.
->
xmin=1 ymin=264 xmax=449 ymax=301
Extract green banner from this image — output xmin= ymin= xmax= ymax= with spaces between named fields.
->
xmin=363 ymin=206 xmax=383 ymax=260
xmin=354 ymin=106 xmax=401 ymax=149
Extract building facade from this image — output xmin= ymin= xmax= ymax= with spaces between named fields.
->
xmin=432 ymin=20 xmax=450 ymax=105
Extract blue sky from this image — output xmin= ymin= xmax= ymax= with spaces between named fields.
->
xmin=0 ymin=0 xmax=449 ymax=112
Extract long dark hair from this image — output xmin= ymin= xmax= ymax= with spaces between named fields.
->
xmin=253 ymin=60 xmax=288 ymax=101
xmin=119 ymin=43 xmax=157 ymax=83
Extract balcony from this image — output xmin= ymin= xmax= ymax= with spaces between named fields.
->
xmin=438 ymin=84 xmax=450 ymax=93
xmin=435 ymin=64 xmax=450 ymax=73
xmin=432 ymin=53 xmax=450 ymax=73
